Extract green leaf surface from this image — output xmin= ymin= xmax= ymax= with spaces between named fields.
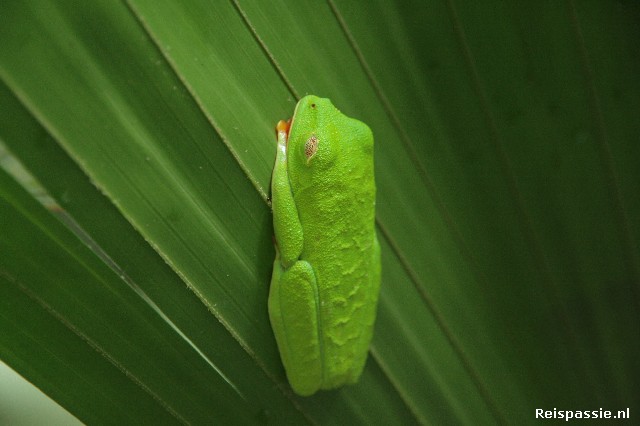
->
xmin=0 ymin=168 xmax=256 ymax=424
xmin=1 ymin=0 xmax=639 ymax=424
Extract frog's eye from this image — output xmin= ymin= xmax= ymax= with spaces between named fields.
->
xmin=304 ymin=135 xmax=319 ymax=162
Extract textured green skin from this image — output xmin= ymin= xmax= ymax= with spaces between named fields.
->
xmin=269 ymin=95 xmax=381 ymax=396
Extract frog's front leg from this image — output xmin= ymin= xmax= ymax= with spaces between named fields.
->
xmin=271 ymin=120 xmax=302 ymax=267
xmin=268 ymin=254 xmax=323 ymax=396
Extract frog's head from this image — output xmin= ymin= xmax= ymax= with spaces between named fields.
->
xmin=290 ymin=95 xmax=370 ymax=166
xmin=286 ymin=95 xmax=373 ymax=195
xmin=288 ymin=96 xmax=334 ymax=168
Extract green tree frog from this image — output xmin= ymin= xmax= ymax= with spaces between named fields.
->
xmin=269 ymin=95 xmax=381 ymax=396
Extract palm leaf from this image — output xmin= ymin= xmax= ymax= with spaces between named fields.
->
xmin=1 ymin=0 xmax=638 ymax=424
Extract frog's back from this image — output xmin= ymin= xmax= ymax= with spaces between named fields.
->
xmin=292 ymin=112 xmax=379 ymax=388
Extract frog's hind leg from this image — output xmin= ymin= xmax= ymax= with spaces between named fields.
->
xmin=268 ymin=258 xmax=323 ymax=396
